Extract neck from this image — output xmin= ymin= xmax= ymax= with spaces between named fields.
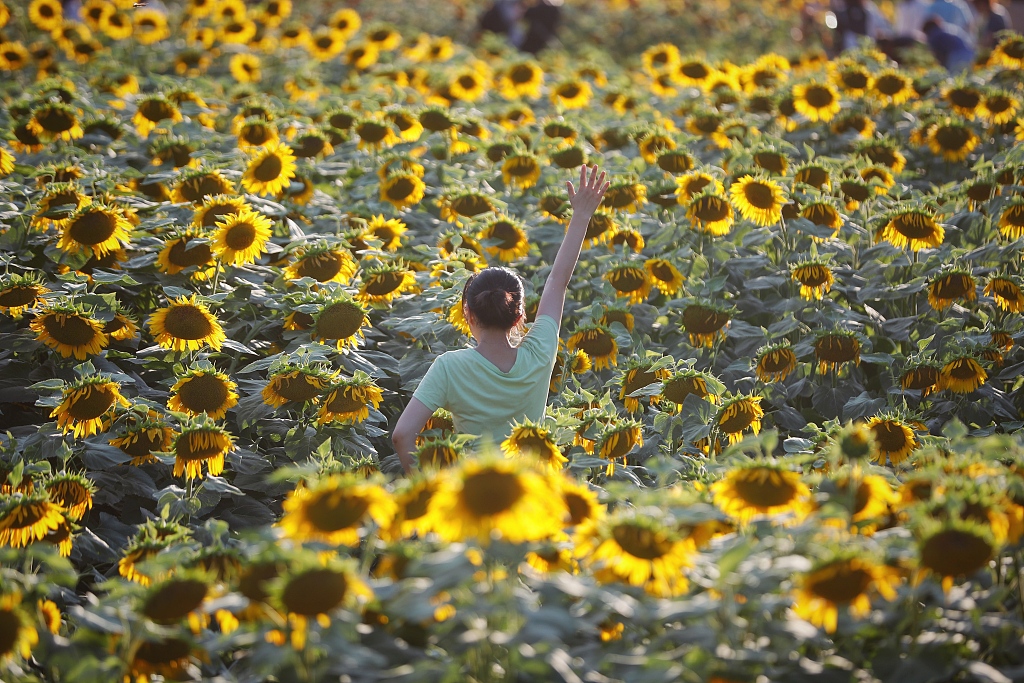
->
xmin=473 ymin=326 xmax=514 ymax=348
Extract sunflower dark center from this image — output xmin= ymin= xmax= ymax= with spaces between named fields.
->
xmin=891 ymin=213 xmax=938 ymax=239
xmin=796 ymin=265 xmax=830 ymax=287
xmin=163 ymin=304 xmax=215 ymax=340
xmin=68 ymin=384 xmax=115 ymax=420
xmin=224 ymin=221 xmax=257 ymax=251
xmin=451 ymin=195 xmax=493 ymax=217
xmin=797 ymin=167 xmax=829 ymax=189
xmin=742 ymin=182 xmax=776 ymax=209
xmin=181 ymin=175 xmax=231 ymax=203
xmin=612 ymin=523 xmax=672 ymax=560
xmin=732 ymin=469 xmax=797 ymax=507
xmin=3 ymin=50 xmax=21 ymax=62
xmin=803 ymin=204 xmax=840 ymax=228
xmin=357 ymin=122 xmax=389 ymax=142
xmin=37 ymin=108 xmax=75 ymax=133
xmin=0 ymin=287 xmax=39 ymax=308
xmin=273 ymin=374 xmax=322 ymax=402
xmin=329 ymin=112 xmax=354 ymax=129
xmin=177 ymin=373 xmax=230 ymax=414
xmin=805 ymin=85 xmax=835 ymax=108
xmin=934 ymin=126 xmax=972 ymax=151
xmin=168 ymin=238 xmax=212 ymax=267
xmin=754 ymin=153 xmax=787 ymax=174
xmin=815 ymin=335 xmax=859 ymax=362
xmin=325 ymin=391 xmax=363 ymax=414
xmin=461 ymin=469 xmax=524 ymax=517
xmin=294 ymin=252 xmax=342 ymax=281
xmin=133 ymin=639 xmax=191 ymax=666
xmin=510 ymin=64 xmax=535 ymax=83
xmin=610 ymin=268 xmax=647 ymax=293
xmin=558 ymin=84 xmax=581 ymax=99
xmin=871 ymin=421 xmax=908 ymax=452
xmin=315 ymin=303 xmax=364 ymax=339
xmin=505 ymin=157 xmax=538 ymax=177
xmin=841 ymin=70 xmax=869 ymax=89
xmin=933 ymin=273 xmax=972 ymax=299
xmin=808 ymin=564 xmax=871 ymax=602
xmin=575 ymin=330 xmax=614 ymax=357
xmin=68 ymin=210 xmax=117 ymax=245
xmin=44 ymin=313 xmax=98 ymax=346
xmin=253 ymin=156 xmax=283 ymax=182
xmin=294 ymin=136 xmax=327 ymax=158
xmin=385 ymin=177 xmax=416 ymax=200
xmin=875 ymin=75 xmax=907 ymax=95
xmin=683 ymin=305 xmax=729 ymax=334
xmin=553 ymin=147 xmax=584 ymax=168
xmin=760 ymin=349 xmax=795 ymax=372
xmin=238 ymin=563 xmax=278 ymax=602
xmin=947 ymin=88 xmax=981 ymax=109
xmin=920 ymin=529 xmax=992 ymax=577
xmin=662 ymin=376 xmax=707 ymax=404
xmin=719 ymin=402 xmax=756 ymax=432
xmin=117 ymin=429 xmax=166 ymax=457
xmin=143 ymin=579 xmax=208 ymax=624
xmin=680 ymin=62 xmax=709 ymax=79
xmin=585 ymin=214 xmax=613 ymax=240
xmin=304 ymin=489 xmax=370 ymax=532
xmin=565 ymin=493 xmax=592 ymax=525
xmin=282 ymin=569 xmax=348 ymax=615
xmin=365 ymin=271 xmax=405 ymax=296
xmin=176 ymin=430 xmax=226 ymax=461
xmin=140 ymin=101 xmax=175 ymax=123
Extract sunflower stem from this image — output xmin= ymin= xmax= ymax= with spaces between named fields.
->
xmin=211 ymin=260 xmax=222 ymax=294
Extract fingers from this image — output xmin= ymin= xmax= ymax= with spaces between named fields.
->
xmin=566 ymin=180 xmax=576 ymax=199
xmin=588 ymin=164 xmax=599 ymax=187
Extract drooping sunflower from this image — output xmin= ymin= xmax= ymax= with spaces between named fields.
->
xmin=928 ymin=268 xmax=976 ymax=311
xmin=239 ymin=141 xmax=296 ymax=197
xmin=938 ymin=355 xmax=987 ymax=394
xmin=793 ymin=162 xmax=831 ymax=191
xmin=602 ymin=181 xmax=647 ymax=213
xmin=711 ymin=463 xmax=812 ymax=523
xmin=501 ymin=418 xmax=566 ymax=472
xmin=27 ymin=102 xmax=83 ymax=142
xmin=605 ymin=263 xmax=652 ymax=304
xmin=575 ymin=511 xmax=694 ymax=597
xmin=172 ymin=417 xmax=234 ymax=480
xmin=752 ymin=149 xmax=790 ymax=176
xmin=317 ymin=373 xmax=384 ymax=425
xmin=814 ymin=330 xmax=861 ymax=373
xmin=0 ymin=493 xmax=66 ymax=550
xmin=567 ymin=323 xmax=618 ymax=370
xmin=0 ymin=274 xmax=48 ymax=318
xmin=210 ymin=208 xmax=273 ymax=266
xmin=917 ymin=522 xmax=994 ymax=593
xmin=799 ymin=200 xmax=843 ymax=240
xmin=415 ymin=434 xmax=465 ymax=470
xmin=876 ymin=208 xmax=944 ymax=251
xmin=660 ymin=368 xmax=720 ymax=411
xmin=985 ymin=276 xmax=1024 ymax=313
xmin=644 ymin=259 xmax=684 ymax=296
xmin=715 ymin=394 xmax=764 ymax=445
xmin=681 ymin=302 xmax=731 ymax=347
xmin=618 ymin=360 xmax=672 ymax=413
xmin=865 ymin=413 xmax=919 ymax=466
xmin=792 ymin=260 xmax=835 ymax=300
xmin=310 ymin=293 xmax=369 ymax=350
xmin=50 ymin=375 xmax=129 ymax=438
xmin=273 ymin=559 xmax=372 ymax=649
xmin=279 ymin=474 xmax=396 ymax=546
xmin=831 ymin=112 xmax=876 ymax=139
xmin=109 ymin=410 xmax=175 ymax=466
xmin=55 ymin=203 xmax=132 ymax=260
xmin=687 ymin=192 xmax=734 ymax=236
xmin=356 ymin=262 xmax=418 ymax=306
xmin=426 ymin=455 xmax=565 ymax=545
xmin=173 ymin=169 xmax=235 ymax=205
xmin=755 ymin=342 xmax=798 ymax=383
xmin=900 ymin=361 xmax=941 ymax=398
xmin=729 ymin=175 xmax=785 ymax=226
xmin=927 ymin=119 xmax=979 ymax=163
xmin=262 ymin=365 xmax=333 ymax=409
xmin=43 ymin=472 xmax=93 ymax=521
xmin=792 ymin=81 xmax=841 ymax=122
xmin=168 ymin=366 xmax=238 ymax=420
xmin=793 ymin=555 xmax=899 ymax=633
xmin=30 ymin=304 xmax=108 ymax=359
xmin=998 ymin=197 xmax=1024 ymax=240
xmin=595 ymin=420 xmax=644 ymax=474
xmin=147 ymin=295 xmax=225 ymax=352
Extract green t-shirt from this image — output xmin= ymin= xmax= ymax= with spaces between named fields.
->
xmin=412 ymin=314 xmax=559 ymax=441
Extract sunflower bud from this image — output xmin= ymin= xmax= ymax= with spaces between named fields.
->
xmin=839 ymin=424 xmax=874 ymax=461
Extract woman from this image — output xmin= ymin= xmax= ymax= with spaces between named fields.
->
xmin=392 ymin=164 xmax=609 ymax=473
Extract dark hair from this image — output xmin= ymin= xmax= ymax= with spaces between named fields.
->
xmin=462 ymin=267 xmax=525 ymax=330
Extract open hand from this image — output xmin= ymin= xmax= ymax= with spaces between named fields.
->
xmin=567 ymin=164 xmax=610 ymax=217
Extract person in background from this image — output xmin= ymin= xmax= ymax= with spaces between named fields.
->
xmin=832 ymin=0 xmax=893 ymax=51
xmin=896 ymin=0 xmax=934 ymax=37
xmin=929 ymin=0 xmax=977 ymax=43
xmin=519 ymin=0 xmax=564 ymax=54
xmin=922 ymin=16 xmax=977 ymax=70
xmin=973 ymin=0 xmax=1012 ymax=50
xmin=476 ymin=0 xmax=526 ymax=48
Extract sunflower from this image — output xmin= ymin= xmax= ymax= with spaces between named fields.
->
xmin=575 ymin=511 xmax=694 ymax=597
xmin=682 ymin=191 xmax=732 ymax=236
xmin=605 ymin=263 xmax=652 ymax=304
xmin=305 ymin=28 xmax=345 ymax=61
xmin=876 ymin=208 xmax=944 ymax=251
xmin=279 ymin=474 xmax=395 ymax=546
xmin=924 ymin=119 xmax=979 ymax=163
xmin=595 ymin=420 xmax=643 ymax=474
xmin=380 ymin=172 xmax=426 ymax=211
xmin=0 ymin=274 xmax=48 ymax=318
xmin=50 ymin=375 xmax=129 ymax=438
xmin=830 ymin=112 xmax=876 ymax=139
xmin=317 ymin=373 xmax=384 ymax=425
xmin=172 ymin=417 xmax=234 ymax=480
xmin=415 ymin=434 xmax=465 ymax=470
xmin=262 ymin=366 xmax=333 ymax=408
xmin=208 ymin=208 xmax=273 ymax=267
xmin=30 ymin=305 xmax=108 ymax=359
xmin=550 ymin=80 xmax=592 ymax=110
xmin=793 ymin=556 xmax=899 ymax=633
xmin=643 ymin=258 xmax=684 ymax=296
xmin=712 ymin=463 xmax=812 ymax=523
xmin=499 ymin=61 xmax=545 ymax=99
xmin=133 ymin=8 xmax=169 ymax=44
xmin=501 ymin=419 xmax=566 ymax=472
xmin=900 ymin=362 xmax=941 ymax=398
xmin=755 ymin=342 xmax=798 ymax=382
xmin=240 ymin=141 xmax=296 ymax=197
xmin=0 ymin=41 xmax=29 ymax=71
xmin=641 ymin=42 xmax=680 ymax=75
xmin=55 ymin=203 xmax=132 ymax=260
xmin=168 ymin=367 xmax=238 ymax=420
xmin=26 ymin=102 xmax=83 ymax=142
xmin=985 ymin=276 xmax=1024 ymax=313
xmin=310 ymin=293 xmax=369 ymax=350
xmin=792 ymin=162 xmax=831 ymax=191
xmin=939 ymin=356 xmax=987 ymax=393
xmin=928 ymin=268 xmax=976 ymax=311
xmin=156 ymin=228 xmax=215 ymax=280
xmin=602 ymin=182 xmax=647 ymax=213
xmin=229 ymin=53 xmax=261 ymax=83
xmin=618 ymin=361 xmax=672 ymax=413
xmin=357 ymin=263 xmax=417 ymax=306
xmin=344 ymin=41 xmax=379 ymax=70
xmin=792 ymin=260 xmax=835 ymax=300
xmin=110 ymin=410 xmax=175 ymax=466
xmin=0 ymin=493 xmax=65 ymax=549
xmin=814 ymin=330 xmax=861 ymax=373
xmin=681 ymin=302 xmax=731 ymax=347
xmin=147 ymin=295 xmax=226 ymax=352
xmin=0 ymin=593 xmax=39 ymax=662
xmin=130 ymin=95 xmax=182 ymax=137
xmin=870 ymin=69 xmax=913 ymax=106
xmin=353 ymin=117 xmax=399 ymax=152
xmin=328 ymin=7 xmax=361 ymax=39
xmin=865 ymin=414 xmax=918 ymax=466
xmin=40 ymin=473 xmax=92 ymax=523
xmin=273 ymin=560 xmax=372 ymax=649
xmin=449 ymin=69 xmax=487 ymax=102
xmin=426 ymin=455 xmax=565 ymax=545
xmin=98 ymin=9 xmax=131 ymax=39
xmin=917 ymin=523 xmax=994 ymax=593
xmin=661 ymin=369 xmax=719 ymax=413
xmin=174 ymin=169 xmax=235 ymax=205
xmin=610 ymin=225 xmax=645 ymax=250
xmin=478 ymin=215 xmax=530 ymax=262
xmin=792 ymin=81 xmax=841 ymax=122
xmin=799 ymin=201 xmax=843 ymax=240
xmin=284 ymin=244 xmax=357 ymax=286
xmin=567 ymin=323 xmax=618 ymax=370
xmin=998 ymin=197 xmax=1024 ymax=240
xmin=28 ymin=0 xmax=63 ymax=31
xmin=729 ymin=175 xmax=785 ymax=226
xmin=501 ymin=153 xmax=543 ymax=190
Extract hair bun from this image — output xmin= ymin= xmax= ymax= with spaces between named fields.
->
xmin=463 ymin=267 xmax=525 ymax=330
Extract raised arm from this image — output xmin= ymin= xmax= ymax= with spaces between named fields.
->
xmin=535 ymin=164 xmax=610 ymax=327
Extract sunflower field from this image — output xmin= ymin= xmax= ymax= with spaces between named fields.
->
xmin=2 ymin=0 xmax=1024 ymax=680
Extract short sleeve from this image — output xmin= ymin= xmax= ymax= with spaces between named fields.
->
xmin=519 ymin=314 xmax=559 ymax=361
xmin=412 ymin=354 xmax=449 ymax=412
